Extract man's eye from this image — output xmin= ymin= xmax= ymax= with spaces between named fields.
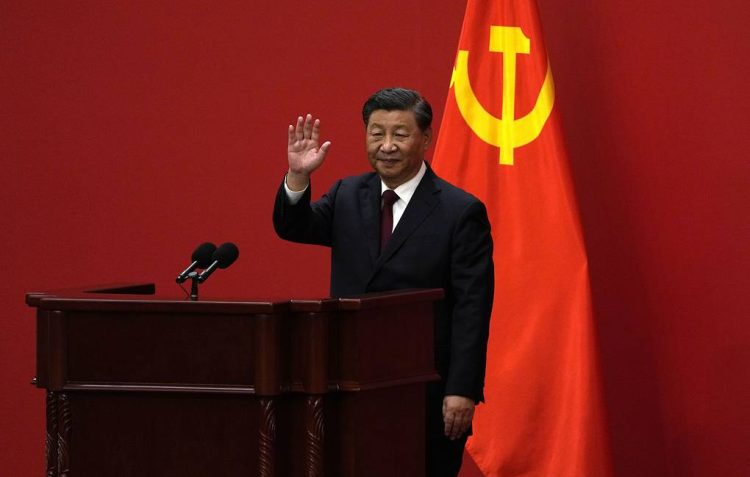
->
xmin=370 ymin=132 xmax=384 ymax=138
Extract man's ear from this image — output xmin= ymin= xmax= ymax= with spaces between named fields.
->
xmin=423 ymin=127 xmax=433 ymax=150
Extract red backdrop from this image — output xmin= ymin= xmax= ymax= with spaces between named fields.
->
xmin=1 ymin=1 xmax=747 ymax=476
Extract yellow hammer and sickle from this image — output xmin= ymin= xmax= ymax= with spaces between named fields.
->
xmin=451 ymin=26 xmax=555 ymax=165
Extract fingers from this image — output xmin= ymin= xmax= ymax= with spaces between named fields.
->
xmin=288 ymin=124 xmax=295 ymax=146
xmin=311 ymin=118 xmax=321 ymax=144
xmin=443 ymin=407 xmax=456 ymax=439
xmin=288 ymin=115 xmax=328 ymax=174
xmin=290 ymin=114 xmax=322 ymax=144
xmin=442 ymin=396 xmax=475 ymax=440
xmin=319 ymin=141 xmax=332 ymax=155
xmin=303 ymin=113 xmax=314 ymax=139
xmin=294 ymin=115 xmax=304 ymax=142
xmin=443 ymin=410 xmax=470 ymax=440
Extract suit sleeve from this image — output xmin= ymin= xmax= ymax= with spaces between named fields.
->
xmin=272 ymin=176 xmax=341 ymax=247
xmin=445 ymin=200 xmax=494 ymax=402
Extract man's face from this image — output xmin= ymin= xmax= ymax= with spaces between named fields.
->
xmin=366 ymin=109 xmax=431 ymax=189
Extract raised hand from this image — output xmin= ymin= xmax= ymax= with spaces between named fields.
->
xmin=287 ymin=114 xmax=331 ymax=191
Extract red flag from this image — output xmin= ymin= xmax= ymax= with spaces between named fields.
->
xmin=431 ymin=1 xmax=612 ymax=475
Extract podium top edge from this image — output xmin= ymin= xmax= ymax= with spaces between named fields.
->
xmin=25 ymin=284 xmax=445 ymax=314
xmin=337 ymin=288 xmax=445 ymax=310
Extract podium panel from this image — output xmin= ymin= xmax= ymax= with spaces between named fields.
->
xmin=28 ymin=284 xmax=442 ymax=477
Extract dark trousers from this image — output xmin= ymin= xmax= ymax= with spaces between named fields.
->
xmin=425 ymin=385 xmax=469 ymax=477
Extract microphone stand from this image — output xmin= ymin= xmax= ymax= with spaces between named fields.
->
xmin=188 ymin=271 xmax=201 ymax=301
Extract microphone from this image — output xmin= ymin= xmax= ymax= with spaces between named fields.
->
xmin=197 ymin=242 xmax=240 ymax=283
xmin=176 ymin=242 xmax=217 ymax=283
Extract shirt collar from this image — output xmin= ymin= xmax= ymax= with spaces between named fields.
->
xmin=380 ymin=161 xmax=427 ymax=205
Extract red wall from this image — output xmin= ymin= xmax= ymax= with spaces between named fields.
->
xmin=1 ymin=1 xmax=747 ymax=476
xmin=539 ymin=1 xmax=750 ymax=476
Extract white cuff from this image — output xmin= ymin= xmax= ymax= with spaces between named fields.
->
xmin=284 ymin=175 xmax=308 ymax=205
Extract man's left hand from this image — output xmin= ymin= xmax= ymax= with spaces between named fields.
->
xmin=443 ymin=395 xmax=475 ymax=440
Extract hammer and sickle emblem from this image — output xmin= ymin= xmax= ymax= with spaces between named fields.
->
xmin=451 ymin=26 xmax=555 ymax=165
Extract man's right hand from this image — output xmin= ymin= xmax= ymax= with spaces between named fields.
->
xmin=287 ymin=114 xmax=331 ymax=191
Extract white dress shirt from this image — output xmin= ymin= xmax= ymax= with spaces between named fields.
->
xmin=380 ymin=161 xmax=426 ymax=231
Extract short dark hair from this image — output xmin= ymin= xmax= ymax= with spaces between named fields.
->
xmin=362 ymin=87 xmax=433 ymax=132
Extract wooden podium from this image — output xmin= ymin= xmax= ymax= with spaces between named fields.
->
xmin=27 ymin=284 xmax=442 ymax=477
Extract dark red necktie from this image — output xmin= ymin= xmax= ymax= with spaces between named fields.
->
xmin=380 ymin=189 xmax=399 ymax=253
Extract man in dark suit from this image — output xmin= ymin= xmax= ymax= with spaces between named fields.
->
xmin=273 ymin=88 xmax=493 ymax=476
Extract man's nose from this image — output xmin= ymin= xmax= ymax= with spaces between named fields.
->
xmin=381 ymin=136 xmax=398 ymax=152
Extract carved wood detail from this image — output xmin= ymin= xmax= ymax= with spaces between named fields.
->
xmin=258 ymin=398 xmax=276 ymax=477
xmin=305 ymin=395 xmax=325 ymax=477
xmin=46 ymin=391 xmax=58 ymax=477
xmin=57 ymin=393 xmax=71 ymax=477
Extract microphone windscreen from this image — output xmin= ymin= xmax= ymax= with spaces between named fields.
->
xmin=192 ymin=242 xmax=218 ymax=268
xmin=213 ymin=242 xmax=240 ymax=269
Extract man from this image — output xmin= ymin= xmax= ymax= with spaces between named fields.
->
xmin=273 ymin=88 xmax=493 ymax=476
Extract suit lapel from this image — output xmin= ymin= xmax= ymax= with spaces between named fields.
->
xmin=371 ymin=167 xmax=442 ymax=274
xmin=359 ymin=174 xmax=382 ymax=266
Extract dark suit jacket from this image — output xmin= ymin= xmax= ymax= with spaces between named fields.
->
xmin=273 ymin=163 xmax=493 ymax=401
